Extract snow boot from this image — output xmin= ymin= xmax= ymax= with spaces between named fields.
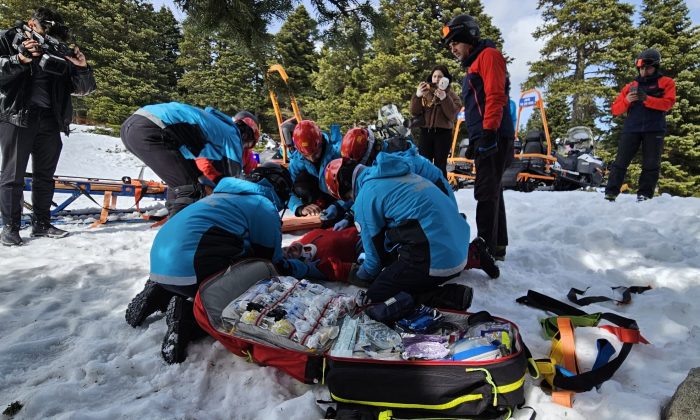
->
xmin=161 ymin=296 xmax=207 ymax=364
xmin=637 ymin=194 xmax=650 ymax=202
xmin=31 ymin=220 xmax=69 ymax=238
xmin=604 ymin=193 xmax=617 ymax=202
xmin=415 ymin=284 xmax=473 ymax=311
xmin=1 ymin=224 xmax=22 ymax=246
xmin=466 ymin=237 xmax=500 ymax=279
xmin=125 ymin=279 xmax=173 ymax=327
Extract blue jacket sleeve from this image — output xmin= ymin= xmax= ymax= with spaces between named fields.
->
xmin=354 ymin=193 xmax=386 ymax=279
xmin=287 ymin=157 xmax=305 ymax=212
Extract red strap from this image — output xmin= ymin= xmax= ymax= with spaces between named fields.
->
xmin=600 ymin=325 xmax=650 ymax=344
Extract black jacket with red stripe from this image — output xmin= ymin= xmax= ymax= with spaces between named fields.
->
xmin=460 ymin=40 xmax=514 ymax=141
xmin=611 ymin=72 xmax=676 ymax=134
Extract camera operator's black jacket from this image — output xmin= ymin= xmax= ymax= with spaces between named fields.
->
xmin=0 ymin=27 xmax=96 ymax=134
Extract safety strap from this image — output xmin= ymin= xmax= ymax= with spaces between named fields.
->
xmin=567 ymin=286 xmax=652 ymax=306
xmin=516 ymin=290 xmax=646 ymax=394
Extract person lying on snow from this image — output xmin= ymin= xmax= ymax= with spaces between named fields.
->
xmin=331 ymin=127 xmax=458 ymax=230
xmin=125 ymin=163 xmax=318 ymax=364
xmin=287 ymin=120 xmax=344 ymax=222
xmin=325 ymin=155 xmax=499 ymax=305
xmin=120 ymin=103 xmax=260 ymax=217
xmin=282 ymin=226 xmax=362 ymax=282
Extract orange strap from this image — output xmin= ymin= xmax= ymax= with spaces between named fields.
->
xmin=552 ymin=317 xmax=577 ymax=408
xmin=599 ymin=325 xmax=650 ymax=344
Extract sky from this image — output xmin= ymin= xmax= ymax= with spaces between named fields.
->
xmin=150 ymin=0 xmax=699 ymax=126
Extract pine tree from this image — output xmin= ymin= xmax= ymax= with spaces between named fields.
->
xmin=176 ymin=20 xmax=270 ymax=127
xmin=1 ymin=0 xmax=182 ymax=125
xmin=634 ymin=0 xmax=700 ymax=197
xmin=273 ymin=5 xmax=319 ymax=98
xmin=525 ymin=0 xmax=636 ymax=140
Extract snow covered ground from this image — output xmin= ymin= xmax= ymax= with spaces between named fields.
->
xmin=1 ymin=128 xmax=699 ymax=419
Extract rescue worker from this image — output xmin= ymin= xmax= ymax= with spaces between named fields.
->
xmin=325 ymin=155 xmax=496 ymax=303
xmin=606 ymin=48 xmax=676 ymax=202
xmin=442 ymin=14 xmax=514 ymax=261
xmin=124 ymin=163 xmax=315 ymax=364
xmin=120 ymin=102 xmax=260 ymax=216
xmin=288 ymin=120 xmax=341 ymax=217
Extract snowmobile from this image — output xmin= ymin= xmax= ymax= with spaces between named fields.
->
xmin=551 ymin=126 xmax=605 ymax=190
xmin=368 ymin=103 xmax=415 ymax=152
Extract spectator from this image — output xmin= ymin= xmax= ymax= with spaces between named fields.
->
xmin=410 ymin=65 xmax=462 ymax=177
xmin=606 ymin=48 xmax=676 ymax=202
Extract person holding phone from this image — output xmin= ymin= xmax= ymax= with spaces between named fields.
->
xmin=409 ymin=65 xmax=461 ymax=178
xmin=606 ymin=48 xmax=676 ymax=202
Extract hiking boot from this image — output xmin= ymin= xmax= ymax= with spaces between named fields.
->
xmin=31 ymin=221 xmax=69 ymax=238
xmin=637 ymin=194 xmax=650 ymax=202
xmin=604 ymin=193 xmax=617 ymax=202
xmin=466 ymin=237 xmax=500 ymax=279
xmin=415 ymin=284 xmax=473 ymax=311
xmin=125 ymin=279 xmax=173 ymax=327
xmin=1 ymin=224 xmax=22 ymax=246
xmin=161 ymin=296 xmax=207 ymax=364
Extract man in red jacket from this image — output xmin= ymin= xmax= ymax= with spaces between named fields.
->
xmin=441 ymin=14 xmax=514 ymax=262
xmin=606 ymin=49 xmax=676 ymax=202
xmin=282 ymin=227 xmax=361 ymax=282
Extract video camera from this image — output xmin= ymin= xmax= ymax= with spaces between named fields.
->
xmin=11 ymin=21 xmax=75 ymax=75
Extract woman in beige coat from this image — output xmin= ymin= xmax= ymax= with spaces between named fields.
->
xmin=410 ymin=65 xmax=461 ymax=177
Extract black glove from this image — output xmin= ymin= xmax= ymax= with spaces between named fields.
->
xmin=466 ymin=140 xmax=476 ymax=160
xmin=477 ymin=130 xmax=498 ymax=158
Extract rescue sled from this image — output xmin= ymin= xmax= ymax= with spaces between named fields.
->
xmin=267 ymin=64 xmax=303 ymax=166
xmin=502 ymin=89 xmax=557 ymax=192
xmin=446 ymin=107 xmax=475 ymax=190
xmin=22 ymin=171 xmax=167 ymax=227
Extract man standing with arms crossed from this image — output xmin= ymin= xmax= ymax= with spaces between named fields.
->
xmin=441 ymin=14 xmax=514 ymax=262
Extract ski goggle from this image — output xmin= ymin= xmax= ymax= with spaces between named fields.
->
xmin=635 ymin=58 xmax=656 ymax=68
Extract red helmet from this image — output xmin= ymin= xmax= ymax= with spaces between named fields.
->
xmin=234 ymin=112 xmax=260 ymax=149
xmin=324 ymin=158 xmax=343 ymax=199
xmin=341 ymin=127 xmax=370 ymax=161
xmin=293 ymin=120 xmax=323 ymax=159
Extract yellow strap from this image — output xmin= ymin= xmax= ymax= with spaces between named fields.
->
xmin=377 ymin=410 xmax=393 ymax=420
xmin=330 ymin=374 xmax=526 ymax=411
xmin=466 ymin=367 xmax=498 ymax=406
xmin=321 ymin=358 xmax=326 ymax=386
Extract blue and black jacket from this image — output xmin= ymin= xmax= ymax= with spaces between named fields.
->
xmin=288 ymin=131 xmax=341 ymax=214
xmin=136 ymin=102 xmax=244 ymax=177
xmin=460 ymin=40 xmax=515 ymax=142
xmin=150 ymin=177 xmax=308 ymax=286
xmin=353 ymin=153 xmax=470 ymax=280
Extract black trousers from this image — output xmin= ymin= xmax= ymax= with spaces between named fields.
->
xmin=0 ymin=109 xmax=62 ymax=226
xmin=367 ymin=259 xmax=456 ymax=302
xmin=606 ymin=131 xmax=664 ymax=198
xmin=474 ymin=133 xmax=512 ymax=253
xmin=419 ymin=127 xmax=453 ymax=178
xmin=120 ymin=114 xmax=200 ymax=204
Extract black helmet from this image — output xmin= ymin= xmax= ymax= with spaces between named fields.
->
xmin=246 ymin=162 xmax=293 ymax=208
xmin=441 ymin=14 xmax=480 ymax=48
xmin=635 ymin=48 xmax=661 ymax=69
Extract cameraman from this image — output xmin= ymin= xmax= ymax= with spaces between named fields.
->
xmin=0 ymin=7 xmax=95 ymax=246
